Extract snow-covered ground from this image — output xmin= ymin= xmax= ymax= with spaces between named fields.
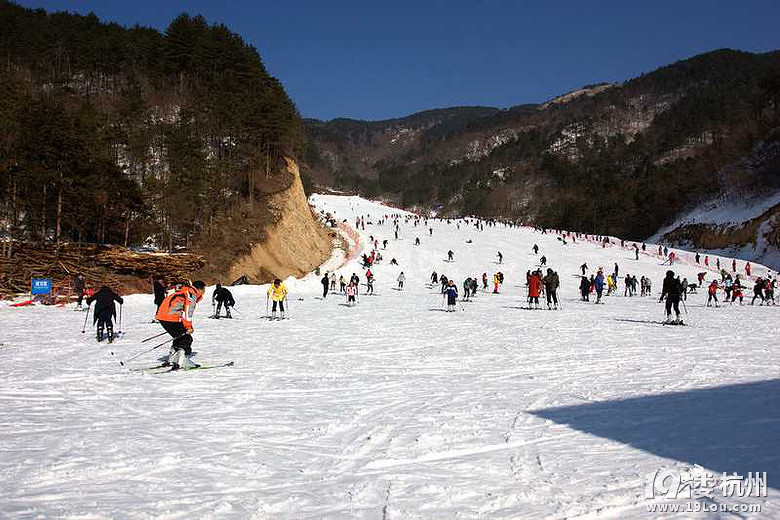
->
xmin=1 ymin=194 xmax=778 ymax=519
xmin=648 ymin=191 xmax=780 ymax=270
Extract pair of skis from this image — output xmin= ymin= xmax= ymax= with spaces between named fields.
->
xmin=133 ymin=361 xmax=235 ymax=374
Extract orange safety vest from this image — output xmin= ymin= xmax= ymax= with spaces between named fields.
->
xmin=156 ymin=285 xmax=202 ymax=329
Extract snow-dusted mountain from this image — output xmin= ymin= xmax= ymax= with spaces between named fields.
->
xmin=303 ymin=49 xmax=780 ymax=268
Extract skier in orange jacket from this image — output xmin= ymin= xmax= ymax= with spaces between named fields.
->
xmin=156 ymin=280 xmax=206 ymax=369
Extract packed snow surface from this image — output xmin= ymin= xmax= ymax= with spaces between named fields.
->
xmin=1 ymin=195 xmax=778 ymax=519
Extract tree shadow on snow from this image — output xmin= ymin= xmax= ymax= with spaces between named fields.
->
xmin=427 ymin=308 xmax=447 ymax=312
xmin=530 ymin=379 xmax=780 ymax=487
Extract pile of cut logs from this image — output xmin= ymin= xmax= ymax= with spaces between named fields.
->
xmin=0 ymin=243 xmax=205 ymax=300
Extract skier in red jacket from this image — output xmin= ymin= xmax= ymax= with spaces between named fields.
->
xmin=528 ymin=271 xmax=542 ymax=309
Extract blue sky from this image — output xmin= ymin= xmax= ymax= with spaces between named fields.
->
xmin=16 ymin=1 xmax=780 ymax=121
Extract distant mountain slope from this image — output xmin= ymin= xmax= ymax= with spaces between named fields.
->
xmin=303 ymin=49 xmax=780 ymax=266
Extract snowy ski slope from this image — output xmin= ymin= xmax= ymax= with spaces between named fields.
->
xmin=0 ymin=194 xmax=777 ymax=519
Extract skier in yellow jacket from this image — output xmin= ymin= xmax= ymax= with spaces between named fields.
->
xmin=267 ymin=278 xmax=288 ymax=319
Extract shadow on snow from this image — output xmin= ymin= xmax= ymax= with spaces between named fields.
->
xmin=530 ymin=379 xmax=780 ymax=487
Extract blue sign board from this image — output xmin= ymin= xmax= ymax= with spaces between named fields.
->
xmin=31 ymin=278 xmax=52 ymax=295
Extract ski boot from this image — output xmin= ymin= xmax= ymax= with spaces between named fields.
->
xmin=168 ymin=348 xmax=198 ymax=370
xmin=97 ymin=324 xmax=104 ymax=342
xmin=107 ymin=325 xmax=114 ymax=344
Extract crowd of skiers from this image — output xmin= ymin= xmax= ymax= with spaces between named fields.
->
xmin=69 ymin=205 xmax=779 ymax=369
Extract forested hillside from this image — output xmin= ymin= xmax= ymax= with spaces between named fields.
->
xmin=0 ymin=1 xmax=302 ymax=259
xmin=305 ymin=50 xmax=780 ymax=245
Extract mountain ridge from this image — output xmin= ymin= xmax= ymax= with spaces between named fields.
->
xmin=301 ymin=48 xmax=780 ymax=267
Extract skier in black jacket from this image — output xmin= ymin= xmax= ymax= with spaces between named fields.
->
xmin=86 ymin=286 xmax=123 ymax=342
xmin=212 ymin=283 xmax=235 ymax=319
xmin=152 ymin=278 xmax=167 ymax=308
xmin=321 ymin=272 xmax=330 ymax=299
xmin=579 ymin=275 xmax=590 ymax=301
xmin=74 ymin=273 xmax=86 ymax=310
xmin=659 ymin=270 xmax=683 ymax=324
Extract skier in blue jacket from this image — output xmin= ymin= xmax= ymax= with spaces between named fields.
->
xmin=594 ymin=270 xmax=605 ymax=304
xmin=444 ymin=279 xmax=459 ymax=312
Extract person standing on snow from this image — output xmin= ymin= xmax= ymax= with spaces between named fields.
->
xmin=527 ymin=270 xmax=542 ymax=309
xmin=482 ymin=272 xmax=488 ymax=291
xmin=74 ymin=273 xmax=87 ymax=310
xmin=440 ymin=275 xmax=448 ymax=294
xmin=543 ymin=268 xmax=560 ymax=309
xmin=594 ymin=270 xmax=605 ymax=304
xmin=497 ymin=251 xmax=503 ymax=264
xmin=321 ymin=272 xmax=330 ymax=299
xmin=444 ymin=279 xmax=459 ymax=312
xmin=765 ymin=277 xmax=776 ymax=304
xmin=463 ymin=278 xmax=472 ymax=301
xmin=431 ymin=271 xmax=438 ymax=285
xmin=397 ymin=271 xmax=406 ymax=290
xmin=212 ymin=283 xmax=235 ymax=318
xmin=152 ymin=277 xmax=167 ymax=310
xmin=732 ymin=276 xmax=745 ymax=305
xmin=86 ymin=285 xmax=124 ymax=343
xmin=493 ymin=273 xmax=501 ymax=294
xmin=724 ymin=274 xmax=733 ymax=301
xmin=345 ymin=281 xmax=358 ymax=306
xmin=659 ymin=270 xmax=683 ymax=324
xmin=707 ymin=279 xmax=720 ymax=307
xmin=156 ymin=280 xmax=205 ymax=369
xmin=447 ymin=250 xmax=454 ymax=262
xmin=533 ymin=244 xmax=539 ymax=255
xmin=267 ymin=279 xmax=288 ymax=319
xmin=580 ymin=275 xmax=591 ymax=301
xmin=751 ymin=278 xmax=765 ymax=305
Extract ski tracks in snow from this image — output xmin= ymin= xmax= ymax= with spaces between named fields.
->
xmin=0 ymin=194 xmax=777 ymax=518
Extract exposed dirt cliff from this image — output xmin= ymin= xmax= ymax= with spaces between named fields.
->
xmin=224 ymin=158 xmax=333 ymax=283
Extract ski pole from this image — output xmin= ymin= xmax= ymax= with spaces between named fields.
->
xmin=265 ymin=296 xmax=269 ymax=317
xmin=141 ymin=330 xmax=169 ymax=343
xmin=81 ymin=305 xmax=91 ymax=333
xmin=122 ymin=334 xmax=184 ymax=365
xmin=118 ymin=304 xmax=123 ymax=334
